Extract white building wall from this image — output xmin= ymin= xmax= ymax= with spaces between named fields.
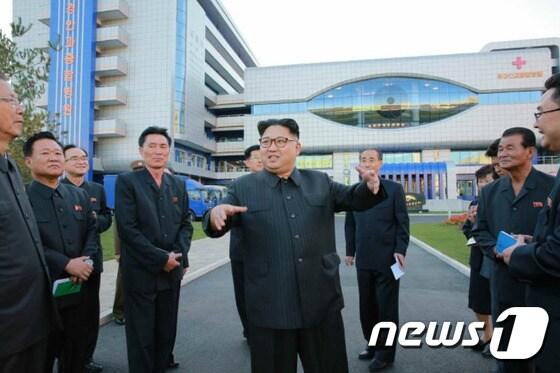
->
xmin=245 ymin=49 xmax=551 ymax=104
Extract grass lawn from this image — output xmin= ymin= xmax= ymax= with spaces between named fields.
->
xmin=411 ymin=222 xmax=470 ymax=266
xmin=100 ymin=221 xmax=207 ymax=261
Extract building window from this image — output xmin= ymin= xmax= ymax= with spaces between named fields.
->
xmin=451 ymin=150 xmax=491 ymax=165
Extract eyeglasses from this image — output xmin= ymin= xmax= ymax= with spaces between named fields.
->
xmin=534 ymin=107 xmax=560 ymax=120
xmin=259 ymin=136 xmax=297 ymax=149
xmin=0 ymin=97 xmax=22 ymax=108
xmin=66 ymin=156 xmax=88 ymax=162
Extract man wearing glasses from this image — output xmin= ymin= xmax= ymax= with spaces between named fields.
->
xmin=0 ymin=74 xmax=56 ymax=372
xmin=501 ymin=73 xmax=560 ymax=373
xmin=62 ymin=145 xmax=112 ymax=373
xmin=203 ymin=118 xmax=386 ymax=373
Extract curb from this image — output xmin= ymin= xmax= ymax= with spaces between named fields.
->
xmin=99 ymin=256 xmax=231 ymax=326
xmin=410 ymin=236 xmax=470 ymax=277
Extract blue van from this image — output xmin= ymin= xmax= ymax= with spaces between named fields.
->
xmin=103 ymin=174 xmax=215 ymax=220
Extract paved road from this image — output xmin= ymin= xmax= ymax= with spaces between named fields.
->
xmin=95 ymin=216 xmax=493 ymax=372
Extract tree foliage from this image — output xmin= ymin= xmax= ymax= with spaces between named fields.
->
xmin=0 ymin=17 xmax=58 ymax=182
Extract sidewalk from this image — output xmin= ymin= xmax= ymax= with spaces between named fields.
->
xmin=99 ymin=234 xmax=231 ymax=325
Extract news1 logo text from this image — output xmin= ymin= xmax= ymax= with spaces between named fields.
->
xmin=369 ymin=307 xmax=548 ymax=359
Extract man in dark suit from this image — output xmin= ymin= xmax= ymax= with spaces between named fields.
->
xmin=62 ymin=144 xmax=113 ymax=373
xmin=473 ymin=127 xmax=554 ymax=373
xmin=230 ymin=144 xmax=263 ymax=339
xmin=115 ymin=126 xmax=193 ymax=373
xmin=0 ymin=74 xmax=56 ymax=372
xmin=500 ymin=73 xmax=560 ymax=373
xmin=24 ymin=131 xmax=99 ymax=373
xmin=203 ymin=118 xmax=386 ymax=373
xmin=344 ymin=148 xmax=409 ymax=372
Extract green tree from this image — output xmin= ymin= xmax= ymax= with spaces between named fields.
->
xmin=0 ymin=17 xmax=58 ymax=182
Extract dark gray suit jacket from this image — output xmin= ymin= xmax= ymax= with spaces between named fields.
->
xmin=115 ymin=169 xmax=193 ymax=293
xmin=203 ymin=168 xmax=386 ymax=329
xmin=0 ymin=156 xmax=55 ymax=358
xmin=345 ymin=179 xmax=409 ymax=274
xmin=61 ymin=178 xmax=112 ymax=272
xmin=473 ymin=168 xmax=554 ymax=307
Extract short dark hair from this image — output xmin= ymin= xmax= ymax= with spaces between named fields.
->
xmin=62 ymin=144 xmax=88 ymax=157
xmin=485 ymin=138 xmax=500 ymax=157
xmin=257 ymin=118 xmax=299 ymax=138
xmin=360 ymin=148 xmax=383 ymax=161
xmin=475 ymin=164 xmax=496 ymax=182
xmin=244 ymin=145 xmax=260 ymax=159
xmin=544 ymin=73 xmax=560 ymax=105
xmin=23 ymin=131 xmax=63 ymax=157
xmin=501 ymin=127 xmax=536 ymax=148
xmin=138 ymin=126 xmax=172 ymax=147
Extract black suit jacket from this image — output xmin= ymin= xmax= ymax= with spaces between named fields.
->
xmin=345 ymin=179 xmax=409 ymax=274
xmin=0 ymin=156 xmax=55 ymax=358
xmin=203 ymin=168 xmax=386 ymax=329
xmin=115 ymin=169 xmax=193 ymax=293
xmin=473 ymin=168 xmax=554 ymax=306
xmin=510 ymin=170 xmax=560 ymax=314
xmin=61 ymin=178 xmax=112 ymax=272
xmin=27 ymin=180 xmax=99 ymax=310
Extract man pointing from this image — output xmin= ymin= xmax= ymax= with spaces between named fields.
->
xmin=204 ymin=118 xmax=386 ymax=373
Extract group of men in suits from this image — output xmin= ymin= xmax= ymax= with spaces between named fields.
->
xmin=0 ymin=71 xmax=191 ymax=373
xmin=473 ymin=127 xmax=555 ymax=373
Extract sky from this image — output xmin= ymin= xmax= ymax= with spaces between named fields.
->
xmin=1 ymin=0 xmax=559 ymax=66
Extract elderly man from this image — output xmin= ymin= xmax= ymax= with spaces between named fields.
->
xmin=345 ymin=148 xmax=409 ymax=372
xmin=204 ymin=118 xmax=385 ymax=373
xmin=473 ymin=127 xmax=553 ymax=373
xmin=0 ymin=73 xmax=55 ymax=372
xmin=501 ymin=73 xmax=560 ymax=373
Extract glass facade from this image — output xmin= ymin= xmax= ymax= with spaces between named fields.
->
xmin=383 ymin=152 xmax=421 ymax=163
xmin=296 ymin=154 xmax=333 ymax=169
xmin=173 ymin=0 xmax=187 ymax=134
xmin=252 ymin=76 xmax=542 ymax=130
xmin=450 ymin=150 xmax=491 ymax=165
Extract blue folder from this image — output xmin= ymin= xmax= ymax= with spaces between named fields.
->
xmin=496 ymin=231 xmax=517 ymax=254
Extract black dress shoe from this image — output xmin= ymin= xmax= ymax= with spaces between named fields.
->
xmin=114 ymin=317 xmax=125 ymax=325
xmin=481 ymin=343 xmax=492 ymax=358
xmin=358 ymin=348 xmax=375 ymax=360
xmin=368 ymin=359 xmax=392 ymax=372
xmin=472 ymin=338 xmax=490 ymax=351
xmin=84 ymin=360 xmax=103 ymax=373
xmin=167 ymin=360 xmax=180 ymax=369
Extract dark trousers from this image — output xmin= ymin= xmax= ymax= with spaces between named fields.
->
xmin=534 ymin=314 xmax=559 ymax=373
xmin=47 ymin=303 xmax=89 ymax=373
xmin=248 ymin=310 xmax=348 ymax=373
xmin=492 ymin=265 xmax=532 ymax=373
xmin=112 ymin=264 xmax=125 ymax=320
xmin=357 ymin=268 xmax=399 ymax=363
xmin=231 ymin=259 xmax=248 ymax=336
xmin=124 ymin=285 xmax=180 ymax=373
xmin=0 ymin=338 xmax=48 ymax=373
xmin=84 ymin=272 xmax=101 ymax=361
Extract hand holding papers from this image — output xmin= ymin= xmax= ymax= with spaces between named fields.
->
xmin=52 ymin=278 xmax=82 ymax=297
xmin=391 ymin=254 xmax=405 ymax=280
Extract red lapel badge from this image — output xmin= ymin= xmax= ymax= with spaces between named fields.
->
xmin=90 ymin=197 xmax=97 ymax=203
xmin=74 ymin=204 xmax=83 ymax=212
xmin=172 ymin=196 xmax=178 ymax=204
xmin=533 ymin=201 xmax=544 ymax=208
